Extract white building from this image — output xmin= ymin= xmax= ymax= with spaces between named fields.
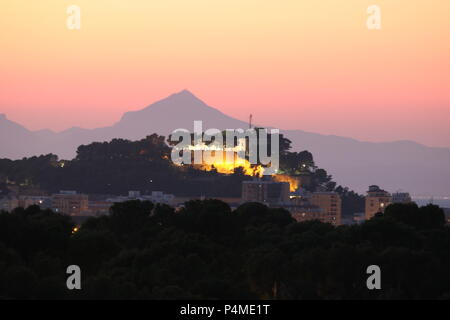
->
xmin=391 ymin=192 xmax=412 ymax=204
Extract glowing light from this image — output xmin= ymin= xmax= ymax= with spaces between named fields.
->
xmin=178 ymin=140 xmax=264 ymax=177
xmin=272 ymin=174 xmax=299 ymax=192
xmin=199 ymin=157 xmax=264 ymax=177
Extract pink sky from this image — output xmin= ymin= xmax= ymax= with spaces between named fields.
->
xmin=1 ymin=0 xmax=449 ymax=147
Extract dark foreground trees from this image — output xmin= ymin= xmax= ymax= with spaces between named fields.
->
xmin=0 ymin=201 xmax=449 ymax=300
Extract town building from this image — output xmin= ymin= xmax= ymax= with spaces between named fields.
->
xmin=106 ymin=191 xmax=175 ymax=206
xmin=310 ymin=192 xmax=342 ymax=226
xmin=18 ymin=195 xmax=51 ymax=209
xmin=444 ymin=208 xmax=450 ymax=225
xmin=51 ymin=191 xmax=89 ymax=216
xmin=147 ymin=191 xmax=175 ymax=205
xmin=241 ymin=179 xmax=342 ymax=225
xmin=88 ymin=201 xmax=113 ymax=216
xmin=242 ymin=179 xmax=290 ymax=205
xmin=353 ymin=212 xmax=366 ymax=224
xmin=365 ymin=185 xmax=391 ymax=220
xmin=288 ymin=204 xmax=323 ymax=223
xmin=0 ymin=196 xmax=19 ymax=212
xmin=0 ymin=195 xmax=51 ymax=212
xmin=391 ymin=192 xmax=412 ymax=204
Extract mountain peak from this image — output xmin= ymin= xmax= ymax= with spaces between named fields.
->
xmin=137 ymin=90 xmax=208 ymax=113
xmin=117 ymin=89 xmax=212 ymax=124
xmin=164 ymin=89 xmax=203 ymax=104
xmin=174 ymin=89 xmax=197 ymax=97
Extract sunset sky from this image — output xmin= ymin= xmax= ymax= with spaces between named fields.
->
xmin=1 ymin=0 xmax=449 ymax=147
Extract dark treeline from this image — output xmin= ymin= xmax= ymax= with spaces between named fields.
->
xmin=0 ymin=135 xmax=248 ymax=198
xmin=0 ymin=133 xmax=364 ymax=215
xmin=0 ymin=200 xmax=448 ymax=299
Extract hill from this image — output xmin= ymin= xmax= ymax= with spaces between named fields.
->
xmin=1 ymin=91 xmax=449 ymax=195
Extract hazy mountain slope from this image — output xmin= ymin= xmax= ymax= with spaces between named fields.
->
xmin=283 ymin=130 xmax=450 ymax=196
xmin=23 ymin=90 xmax=250 ymax=159
xmin=114 ymin=90 xmax=249 ymax=138
xmin=0 ymin=114 xmax=43 ymax=159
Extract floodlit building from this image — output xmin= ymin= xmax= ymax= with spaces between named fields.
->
xmin=365 ymin=185 xmax=391 ymax=220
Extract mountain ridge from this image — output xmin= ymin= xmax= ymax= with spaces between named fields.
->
xmin=1 ymin=90 xmax=449 ymax=196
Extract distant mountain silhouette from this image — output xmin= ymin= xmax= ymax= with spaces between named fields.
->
xmin=0 ymin=114 xmax=42 ymax=158
xmin=1 ymin=90 xmax=449 ymax=196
